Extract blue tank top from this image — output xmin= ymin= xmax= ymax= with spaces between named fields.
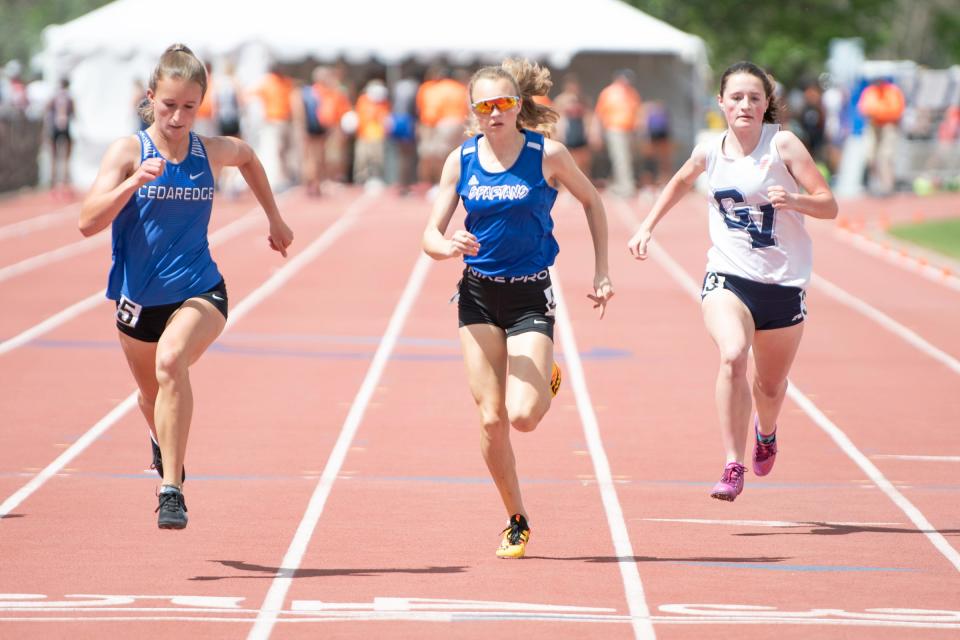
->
xmin=106 ymin=130 xmax=221 ymax=306
xmin=457 ymin=130 xmax=559 ymax=277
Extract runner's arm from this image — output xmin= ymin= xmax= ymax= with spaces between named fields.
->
xmin=79 ymin=136 xmax=156 ymax=236
xmin=422 ymin=149 xmax=475 ymax=260
xmin=204 ymin=135 xmax=293 ymax=256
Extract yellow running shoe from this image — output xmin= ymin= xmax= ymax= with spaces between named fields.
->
xmin=550 ymin=362 xmax=562 ymax=397
xmin=496 ymin=513 xmax=530 ymax=559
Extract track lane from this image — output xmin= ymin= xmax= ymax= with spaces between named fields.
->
xmin=0 ymin=189 xmax=434 ymax=639
xmin=0 ymin=188 xmax=351 ymax=495
xmin=587 ymin=194 xmax=960 ymax=638
xmin=268 ymin=196 xmax=643 ymax=639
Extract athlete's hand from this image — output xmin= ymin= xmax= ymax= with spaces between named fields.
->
xmin=627 ymin=225 xmax=652 ymax=260
xmin=268 ymin=218 xmax=294 ymax=258
xmin=767 ymin=185 xmax=795 ymax=210
xmin=131 ymin=158 xmax=165 ymax=187
xmin=588 ymin=274 xmax=614 ymax=319
xmin=448 ymin=230 xmax=480 ymax=257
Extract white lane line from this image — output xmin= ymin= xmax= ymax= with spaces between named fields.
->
xmin=2 ymin=613 xmax=960 ymax=629
xmin=811 ymin=273 xmax=960 ymax=375
xmin=641 ymin=518 xmax=903 ymax=528
xmin=0 ymin=194 xmax=375 ymax=519
xmin=0 ymin=293 xmax=106 ymax=357
xmin=871 ymin=455 xmax=960 ymax=462
xmin=610 ymin=199 xmax=960 ymax=574
xmin=788 ymin=389 xmax=960 ymax=571
xmin=0 ymin=235 xmax=109 ymax=283
xmin=833 ymin=227 xmax=960 ymax=293
xmin=551 ymin=266 xmax=656 ymax=640
xmin=0 ymin=207 xmax=264 ymax=357
xmin=247 ymin=252 xmax=432 ymax=640
xmin=0 ymin=203 xmax=79 ymax=241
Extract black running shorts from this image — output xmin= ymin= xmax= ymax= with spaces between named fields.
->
xmin=457 ymin=266 xmax=556 ymax=339
xmin=115 ymin=279 xmax=229 ymax=343
xmin=701 ymin=271 xmax=806 ymax=331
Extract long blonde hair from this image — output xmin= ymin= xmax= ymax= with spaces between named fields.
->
xmin=138 ymin=43 xmax=208 ymax=125
xmin=466 ymin=58 xmax=558 ymax=137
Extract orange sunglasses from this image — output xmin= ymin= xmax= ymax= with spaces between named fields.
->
xmin=470 ymin=95 xmax=521 ymax=115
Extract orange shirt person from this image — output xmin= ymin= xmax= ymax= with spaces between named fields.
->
xmin=595 ymin=75 xmax=642 ymax=132
xmin=857 ymin=77 xmax=905 ymax=195
xmin=594 ymin=69 xmax=644 ymax=197
xmin=418 ymin=71 xmax=469 ymax=184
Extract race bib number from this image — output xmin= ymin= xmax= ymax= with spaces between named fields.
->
xmin=116 ymin=295 xmax=143 ymax=328
xmin=543 ymin=286 xmax=557 ymax=317
xmin=701 ymin=272 xmax=726 ymax=299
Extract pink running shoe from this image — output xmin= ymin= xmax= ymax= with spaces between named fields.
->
xmin=752 ymin=415 xmax=778 ymax=477
xmin=710 ymin=462 xmax=746 ymax=501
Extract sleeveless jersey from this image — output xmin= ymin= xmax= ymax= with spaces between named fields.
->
xmin=704 ymin=123 xmax=812 ymax=287
xmin=106 ymin=130 xmax=222 ymax=305
xmin=457 ymin=130 xmax=559 ymax=277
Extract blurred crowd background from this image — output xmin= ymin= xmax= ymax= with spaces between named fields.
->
xmin=0 ymin=0 xmax=957 ymax=200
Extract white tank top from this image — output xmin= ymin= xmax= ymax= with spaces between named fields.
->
xmin=704 ymin=123 xmax=812 ymax=287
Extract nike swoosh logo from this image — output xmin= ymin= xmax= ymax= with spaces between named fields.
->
xmin=533 ymin=320 xmax=547 ymax=324
xmin=211 ymin=294 xmax=224 ymax=301
xmin=189 ymin=172 xmax=204 ymax=180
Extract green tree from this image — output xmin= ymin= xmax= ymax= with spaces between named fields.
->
xmin=625 ymin=0 xmax=957 ymax=87
xmin=0 ymin=0 xmax=113 ymax=71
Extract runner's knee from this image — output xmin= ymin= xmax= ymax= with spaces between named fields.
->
xmin=717 ymin=345 xmax=750 ymax=379
xmin=508 ymin=399 xmax=549 ymax=433
xmin=155 ymin=348 xmax=189 ymax=386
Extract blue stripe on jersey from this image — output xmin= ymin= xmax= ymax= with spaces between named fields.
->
xmin=106 ymin=130 xmax=222 ymax=306
xmin=457 ymin=129 xmax=559 ymax=277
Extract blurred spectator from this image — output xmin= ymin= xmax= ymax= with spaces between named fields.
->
xmin=794 ymin=82 xmax=826 ymax=165
xmin=594 ymin=69 xmax=644 ymax=197
xmin=553 ymin=73 xmax=593 ymax=178
xmin=45 ymin=78 xmax=74 ymax=196
xmin=193 ymin=62 xmax=217 ymax=136
xmin=644 ymin=99 xmax=673 ymax=188
xmin=353 ymin=79 xmax=391 ymax=188
xmin=251 ymin=64 xmax=295 ymax=188
xmin=322 ymin=64 xmax=354 ymax=184
xmin=416 ymin=66 xmax=468 ymax=185
xmin=294 ymin=66 xmax=331 ymax=196
xmin=928 ymin=98 xmax=960 ymax=174
xmin=132 ymin=79 xmax=150 ymax=131
xmin=1 ymin=60 xmax=29 ymax=111
xmin=213 ymin=62 xmax=242 ymax=137
xmin=858 ymin=76 xmax=905 ymax=195
xmin=821 ymin=81 xmax=846 ymax=177
xmin=389 ymin=73 xmax=420 ymax=195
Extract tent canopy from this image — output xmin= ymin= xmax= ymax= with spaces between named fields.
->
xmin=40 ymin=0 xmax=709 ymax=188
xmin=43 ymin=0 xmax=707 ymax=69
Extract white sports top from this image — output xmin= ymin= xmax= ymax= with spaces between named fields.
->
xmin=704 ymin=123 xmax=812 ymax=287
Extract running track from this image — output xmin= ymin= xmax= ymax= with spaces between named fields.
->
xmin=1 ymin=185 xmax=958 ymax=639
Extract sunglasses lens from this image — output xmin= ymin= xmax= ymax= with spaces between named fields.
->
xmin=474 ymin=101 xmax=494 ymax=114
xmin=473 ymin=96 xmax=518 ymax=114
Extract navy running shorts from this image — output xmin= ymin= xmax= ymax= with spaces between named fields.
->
xmin=457 ymin=266 xmax=556 ymax=339
xmin=701 ymin=271 xmax=806 ymax=331
xmin=115 ymin=279 xmax=229 ymax=343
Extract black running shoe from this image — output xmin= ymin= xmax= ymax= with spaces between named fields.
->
xmin=496 ymin=513 xmax=530 ymax=558
xmin=150 ymin=438 xmax=185 ymax=483
xmin=156 ymin=487 xmax=188 ymax=529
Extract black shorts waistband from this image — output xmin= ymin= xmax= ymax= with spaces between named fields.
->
xmin=466 ymin=265 xmax=550 ymax=284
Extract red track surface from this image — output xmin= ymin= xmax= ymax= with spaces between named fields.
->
xmin=1 ymin=184 xmax=958 ymax=639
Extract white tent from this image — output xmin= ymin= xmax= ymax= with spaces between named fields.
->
xmin=41 ymin=0 xmax=709 ymax=186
